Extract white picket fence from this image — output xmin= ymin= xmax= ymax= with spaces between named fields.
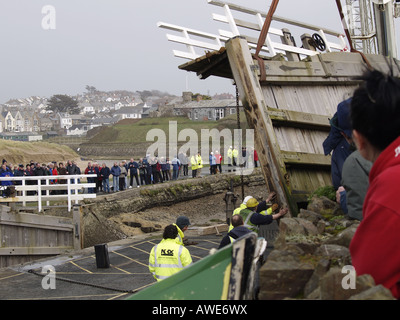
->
xmin=158 ymin=0 xmax=348 ymax=60
xmin=0 ymin=174 xmax=97 ymax=212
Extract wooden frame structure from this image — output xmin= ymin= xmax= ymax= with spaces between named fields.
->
xmin=159 ymin=0 xmax=400 ymax=214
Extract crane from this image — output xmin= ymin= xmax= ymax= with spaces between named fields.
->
xmin=345 ymin=0 xmax=400 ymax=58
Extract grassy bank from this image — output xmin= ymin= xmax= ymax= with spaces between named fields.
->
xmin=88 ymin=113 xmax=249 ymax=145
xmin=0 ymin=140 xmax=79 ymax=165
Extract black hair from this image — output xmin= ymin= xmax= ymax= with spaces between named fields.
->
xmin=163 ymin=224 xmax=178 ymax=240
xmin=351 ymin=69 xmax=400 ymax=151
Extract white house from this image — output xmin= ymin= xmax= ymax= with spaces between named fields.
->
xmin=113 ymin=106 xmax=143 ymax=121
xmin=58 ymin=112 xmax=73 ymax=129
xmin=79 ymin=101 xmax=95 ymax=115
xmin=114 ymin=101 xmax=125 ymax=110
xmin=3 ymin=111 xmax=15 ymax=132
xmin=66 ymin=124 xmax=89 ymax=136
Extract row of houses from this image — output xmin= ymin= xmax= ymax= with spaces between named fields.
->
xmin=0 ymin=91 xmax=241 ymax=141
xmin=0 ymin=104 xmax=156 ymax=140
xmin=166 ymin=92 xmax=241 ymax=121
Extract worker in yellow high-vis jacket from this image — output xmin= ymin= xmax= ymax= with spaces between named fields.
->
xmin=232 ymin=146 xmax=238 ymax=166
xmin=173 ymin=216 xmax=190 ymax=246
xmin=196 ymin=152 xmax=203 ymax=177
xmin=227 ymin=146 xmax=233 ymax=167
xmin=149 ymin=225 xmax=192 ymax=282
xmin=228 ymin=192 xmax=284 ymax=232
xmin=190 ymin=155 xmax=198 ymax=178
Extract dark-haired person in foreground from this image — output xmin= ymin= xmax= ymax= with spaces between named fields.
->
xmin=349 ymin=69 xmax=400 ymax=299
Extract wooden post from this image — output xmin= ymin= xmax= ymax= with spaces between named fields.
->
xmin=74 ymin=178 xmax=79 ymax=205
xmin=280 ymin=28 xmax=300 ymax=61
xmin=225 ymin=36 xmax=295 ymax=215
xmin=38 ymin=180 xmax=42 ymax=212
xmin=22 ymin=179 xmax=26 ymax=207
xmin=46 ymin=179 xmax=50 ymax=207
xmin=301 ymin=33 xmax=317 ymax=51
xmin=67 ymin=178 xmax=71 ymax=212
xmin=73 ymin=205 xmax=82 ymax=250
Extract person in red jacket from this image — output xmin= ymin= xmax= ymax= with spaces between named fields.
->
xmin=349 ymin=69 xmax=400 ymax=299
xmin=253 ymin=148 xmax=259 ymax=167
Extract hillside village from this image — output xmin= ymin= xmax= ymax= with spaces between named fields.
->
xmin=0 ymin=88 xmax=238 ymax=142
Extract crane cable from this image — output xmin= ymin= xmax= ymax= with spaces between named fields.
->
xmin=235 ymin=85 xmax=245 ymax=201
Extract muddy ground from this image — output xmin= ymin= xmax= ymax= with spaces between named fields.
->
xmin=106 ymin=181 xmax=270 ymax=239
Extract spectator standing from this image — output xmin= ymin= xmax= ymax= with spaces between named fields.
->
xmin=110 ymin=162 xmax=121 ymax=192
xmin=161 ymin=157 xmax=169 ymax=182
xmin=145 ymin=157 xmax=152 ymax=185
xmin=84 ymin=162 xmax=96 ymax=193
xmin=171 ymin=156 xmax=181 ymax=180
xmin=57 ymin=162 xmax=68 ymax=194
xmin=253 ymin=149 xmax=259 ymax=167
xmin=0 ymin=164 xmax=14 ymax=198
xmin=215 ymin=150 xmax=222 ymax=173
xmin=100 ymin=163 xmax=110 ymax=193
xmin=349 ymin=69 xmax=400 ymax=299
xmin=323 ymin=98 xmax=353 ymax=190
xmin=128 ymin=158 xmax=140 ymax=188
xmin=178 ymin=152 xmax=188 ymax=177
xmin=119 ymin=162 xmax=128 ymax=191
xmin=209 ymin=152 xmax=216 ymax=175
xmin=138 ymin=158 xmax=146 ymax=186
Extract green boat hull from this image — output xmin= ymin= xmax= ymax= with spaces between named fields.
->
xmin=127 ymin=233 xmax=265 ymax=300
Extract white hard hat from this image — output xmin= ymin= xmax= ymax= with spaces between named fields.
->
xmin=242 ymin=196 xmax=252 ymax=205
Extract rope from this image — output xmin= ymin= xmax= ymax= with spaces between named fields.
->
xmin=27 ymin=269 xmax=144 ymax=294
xmin=255 ymin=0 xmax=280 ymax=81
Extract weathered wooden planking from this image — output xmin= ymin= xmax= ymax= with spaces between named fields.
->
xmin=0 ymin=209 xmax=81 ymax=268
xmin=262 ymin=84 xmax=356 ymax=116
xmin=179 ymin=36 xmax=400 ymax=213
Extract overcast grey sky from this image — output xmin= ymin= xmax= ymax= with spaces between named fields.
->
xmin=0 ymin=0 xmax=399 ymax=103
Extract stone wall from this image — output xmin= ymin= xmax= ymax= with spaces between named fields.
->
xmin=79 ymin=170 xmax=266 ymax=247
xmin=258 ymin=196 xmax=396 ymax=300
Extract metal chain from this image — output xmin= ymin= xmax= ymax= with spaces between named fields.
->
xmin=235 ymin=85 xmax=245 ymax=201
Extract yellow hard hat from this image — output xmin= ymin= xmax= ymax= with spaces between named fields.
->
xmin=246 ymin=197 xmax=259 ymax=208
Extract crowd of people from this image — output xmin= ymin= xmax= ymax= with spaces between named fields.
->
xmin=323 ymin=69 xmax=400 ymax=299
xmin=0 ymin=159 xmax=83 ymax=197
xmin=0 ymin=147 xmax=260 ymax=197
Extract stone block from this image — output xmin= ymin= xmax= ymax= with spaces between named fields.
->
xmin=258 ymin=250 xmax=314 ymax=300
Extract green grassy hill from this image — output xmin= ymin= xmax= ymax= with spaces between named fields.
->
xmin=0 ymin=140 xmax=79 ymax=166
xmin=80 ymin=114 xmax=250 ymax=158
xmin=88 ymin=114 xmax=249 ymax=144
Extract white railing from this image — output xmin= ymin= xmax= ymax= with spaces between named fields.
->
xmin=0 ymin=174 xmax=97 ymax=212
xmin=158 ymin=0 xmax=348 ymax=61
